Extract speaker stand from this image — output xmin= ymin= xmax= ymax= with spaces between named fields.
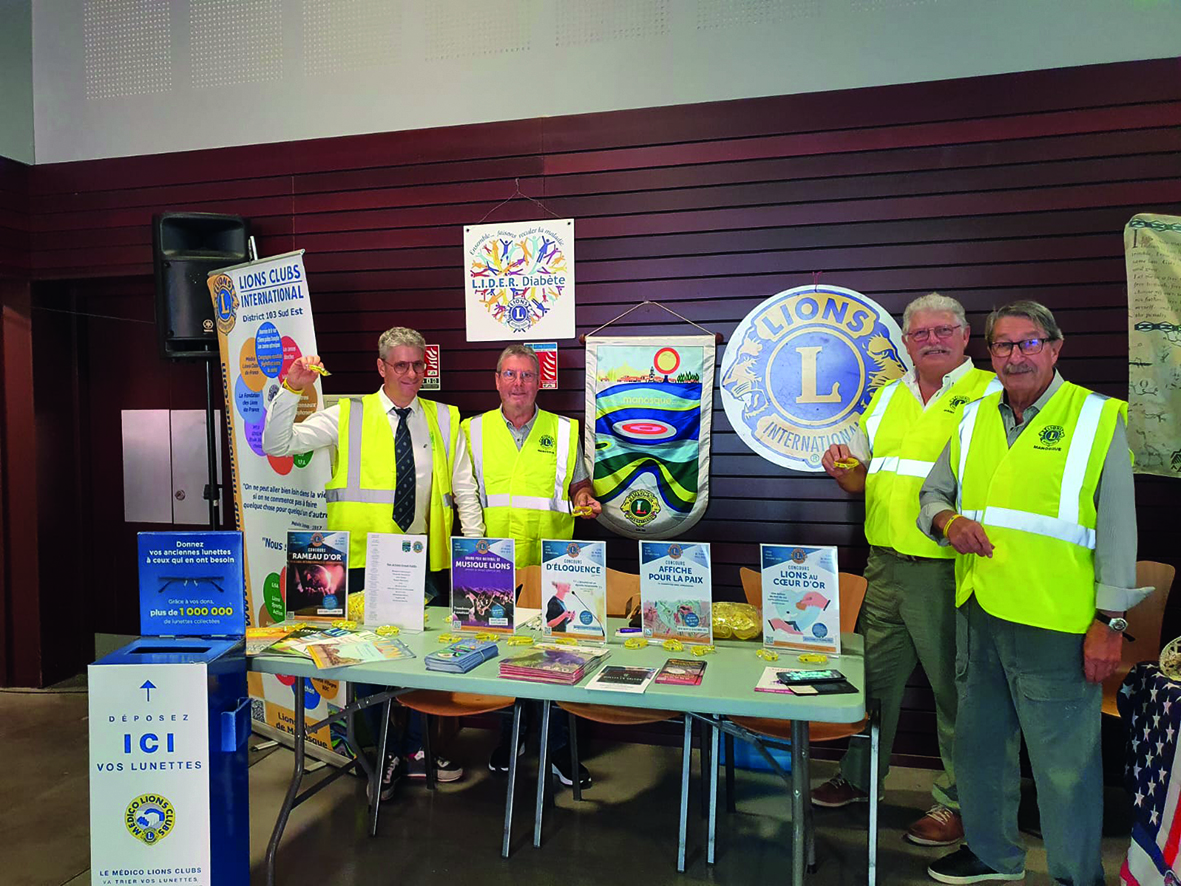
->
xmin=203 ymin=356 xmax=221 ymax=528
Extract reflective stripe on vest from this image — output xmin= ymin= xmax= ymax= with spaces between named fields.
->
xmin=468 ymin=413 xmax=571 ymax=514
xmin=867 ymin=457 xmax=936 ymax=478
xmin=325 ymin=398 xmax=453 ymax=507
xmin=956 ymin=391 xmax=1108 ymax=549
xmin=864 ymin=380 xmax=901 ymax=449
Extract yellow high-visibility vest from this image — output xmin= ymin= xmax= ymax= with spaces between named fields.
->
xmin=462 ymin=409 xmax=578 ymax=568
xmin=861 ymin=368 xmax=1001 ymax=557
xmin=949 ymin=381 xmax=1127 ymax=633
xmin=325 ymin=393 xmax=458 ymax=571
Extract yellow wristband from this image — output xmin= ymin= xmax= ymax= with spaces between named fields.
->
xmin=942 ymin=513 xmax=962 ymax=537
xmin=281 ymin=377 xmax=303 ymax=395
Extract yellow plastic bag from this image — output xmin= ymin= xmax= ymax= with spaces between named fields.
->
xmin=712 ymin=601 xmax=761 ymax=641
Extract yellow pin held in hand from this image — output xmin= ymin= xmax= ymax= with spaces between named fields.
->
xmin=307 ymin=363 xmax=331 ymax=377
xmin=572 ymin=504 xmax=595 ymax=518
xmin=834 ymin=457 xmax=860 ymax=470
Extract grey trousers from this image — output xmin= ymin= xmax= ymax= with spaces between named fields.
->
xmin=840 ymin=547 xmax=959 ymax=809
xmin=955 ymin=597 xmax=1104 ymax=886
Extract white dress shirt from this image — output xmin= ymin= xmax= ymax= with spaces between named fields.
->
xmin=262 ymin=387 xmax=484 ymax=537
xmin=847 ymin=358 xmax=979 ymax=463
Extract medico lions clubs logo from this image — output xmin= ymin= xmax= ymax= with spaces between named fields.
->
xmin=720 ymin=285 xmax=910 ymax=472
xmin=125 ymin=793 xmax=176 ymax=845
xmin=210 ymin=273 xmax=238 ymax=335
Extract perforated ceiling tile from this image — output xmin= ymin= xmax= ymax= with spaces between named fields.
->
xmin=303 ymin=0 xmax=400 ymax=75
xmin=192 ymin=0 xmax=283 ymax=89
xmin=696 ymin=0 xmax=818 ymax=30
xmin=424 ymin=0 xmax=532 ymax=60
xmin=84 ymin=0 xmax=172 ymax=99
xmin=556 ymin=0 xmax=670 ymax=46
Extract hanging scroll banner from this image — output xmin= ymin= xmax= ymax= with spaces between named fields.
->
xmin=584 ymin=335 xmax=715 ymax=539
xmin=1125 ymin=213 xmax=1181 ymax=478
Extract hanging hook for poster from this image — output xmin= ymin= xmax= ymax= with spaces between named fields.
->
xmin=578 ymin=300 xmax=724 ymax=345
xmin=812 ymin=270 xmax=824 ymax=292
xmin=473 ymin=178 xmax=564 ymax=226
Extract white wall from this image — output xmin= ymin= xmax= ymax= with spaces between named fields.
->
xmin=1 ymin=0 xmax=34 ymax=164
xmin=32 ymin=0 xmax=1181 ymax=164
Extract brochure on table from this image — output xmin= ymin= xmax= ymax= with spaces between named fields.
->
xmin=451 ymin=537 xmax=516 ymax=633
xmin=639 ymin=541 xmax=713 ymax=645
xmin=541 ymin=539 xmax=607 ymax=642
xmin=286 ymin=530 xmax=349 ymax=620
xmin=363 ymin=532 xmax=427 ymax=631
xmin=137 ymin=531 xmax=246 ymax=636
xmin=760 ymin=544 xmax=841 ymax=655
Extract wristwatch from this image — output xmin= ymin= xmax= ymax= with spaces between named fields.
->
xmin=1095 ymin=612 xmax=1129 ymax=633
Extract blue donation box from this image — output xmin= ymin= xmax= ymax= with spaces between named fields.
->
xmin=88 ymin=532 xmax=249 ymax=886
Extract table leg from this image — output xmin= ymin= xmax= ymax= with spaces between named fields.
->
xmin=422 ymin=712 xmax=436 ymax=791
xmin=369 ymin=697 xmax=391 ymax=837
xmin=533 ymin=699 xmax=552 ymax=848
xmin=677 ymin=714 xmax=692 ymax=872
xmin=569 ymin=710 xmax=582 ymax=802
xmin=724 ymin=732 xmax=736 ymax=813
xmin=868 ymin=702 xmax=880 ymax=886
xmin=502 ymin=700 xmax=524 ymax=859
xmin=708 ymin=718 xmax=719 ymax=865
xmin=790 ymin=720 xmax=807 ymax=886
xmin=265 ymin=677 xmax=305 ymax=886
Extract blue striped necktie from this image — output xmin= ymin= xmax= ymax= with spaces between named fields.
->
xmin=392 ymin=407 xmax=415 ymax=531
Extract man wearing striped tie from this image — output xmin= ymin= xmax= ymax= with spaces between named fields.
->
xmin=264 ymin=326 xmax=484 ymax=791
xmin=919 ymin=301 xmax=1149 ymax=885
xmin=462 ymin=343 xmax=601 ymax=788
xmin=812 ymin=293 xmax=999 ymax=848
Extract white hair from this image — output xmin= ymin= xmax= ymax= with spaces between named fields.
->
xmin=377 ymin=326 xmax=426 ymax=359
xmin=902 ymin=292 xmax=968 ymax=334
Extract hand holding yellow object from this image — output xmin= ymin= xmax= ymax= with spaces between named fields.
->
xmin=833 ymin=457 xmax=859 ymax=470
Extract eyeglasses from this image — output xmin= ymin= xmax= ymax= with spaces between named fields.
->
xmin=499 ymin=369 xmax=537 ymax=383
xmin=384 ymin=359 xmax=426 ymax=375
xmin=904 ymin=324 xmax=961 ymax=343
xmin=987 ymin=338 xmax=1052 ymax=357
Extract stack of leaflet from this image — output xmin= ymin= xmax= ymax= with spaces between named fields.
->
xmin=424 ymin=639 xmax=499 ymax=674
xmin=499 ymin=643 xmax=610 ymax=686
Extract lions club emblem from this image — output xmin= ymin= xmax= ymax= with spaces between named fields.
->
xmin=720 ymin=285 xmax=909 ymax=472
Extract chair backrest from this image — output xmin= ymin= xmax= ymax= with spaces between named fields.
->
xmin=1102 ymin=560 xmax=1175 ymax=709
xmin=606 ymin=568 xmax=641 ymax=617
xmin=739 ymin=566 xmax=868 ymax=634
xmin=516 ymin=565 xmax=541 ymax=610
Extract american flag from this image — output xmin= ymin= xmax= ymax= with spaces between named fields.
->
xmin=1119 ymin=662 xmax=1181 ymax=886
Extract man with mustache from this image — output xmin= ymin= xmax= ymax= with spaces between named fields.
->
xmin=813 ymin=293 xmax=999 ymax=847
xmin=918 ymin=300 xmax=1147 ymax=885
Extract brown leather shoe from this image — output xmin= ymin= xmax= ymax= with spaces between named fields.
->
xmin=811 ymin=775 xmax=870 ymax=808
xmin=906 ymin=805 xmax=964 ymax=846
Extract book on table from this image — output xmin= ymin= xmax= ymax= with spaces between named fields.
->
xmin=499 ymin=643 xmax=610 ymax=685
xmin=424 ymin=638 xmax=500 ymax=674
xmin=655 ymin=658 xmax=707 ymax=686
xmin=586 ymin=665 xmax=657 ymax=693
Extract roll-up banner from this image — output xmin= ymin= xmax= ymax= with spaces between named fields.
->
xmin=208 ymin=250 xmax=349 ymax=762
xmin=584 ymin=335 xmax=715 ymax=539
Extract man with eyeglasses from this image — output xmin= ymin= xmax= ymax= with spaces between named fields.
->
xmin=462 ymin=343 xmax=601 ymax=788
xmin=917 ymin=300 xmax=1149 ymax=886
xmin=263 ymin=326 xmax=484 ymax=789
xmin=812 ymin=292 xmax=999 ymax=847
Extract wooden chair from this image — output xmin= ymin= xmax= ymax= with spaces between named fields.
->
xmin=723 ymin=568 xmax=869 ymax=818
xmin=394 ymin=574 xmax=530 ymax=857
xmin=1102 ymin=560 xmax=1176 ymax=717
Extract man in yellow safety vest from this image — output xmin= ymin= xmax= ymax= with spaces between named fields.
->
xmin=263 ymin=326 xmax=485 ymax=793
xmin=918 ymin=300 xmax=1149 ymax=886
xmin=812 ymin=293 xmax=999 ymax=847
xmin=462 ymin=343 xmax=601 ymax=787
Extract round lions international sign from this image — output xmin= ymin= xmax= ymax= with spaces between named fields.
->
xmin=720 ymin=285 xmax=911 ymax=472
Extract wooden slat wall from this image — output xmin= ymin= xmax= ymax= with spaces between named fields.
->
xmin=0 ymin=156 xmax=29 ymax=277
xmin=15 ymin=58 xmax=1181 ymax=748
